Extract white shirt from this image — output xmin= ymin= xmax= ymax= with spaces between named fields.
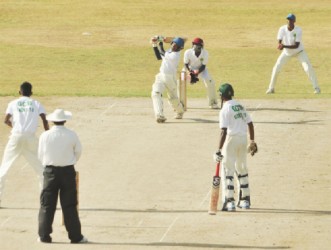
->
xmin=6 ymin=96 xmax=46 ymax=134
xmin=277 ymin=25 xmax=304 ymax=56
xmin=219 ymin=99 xmax=252 ymax=136
xmin=38 ymin=125 xmax=82 ymax=167
xmin=160 ymin=49 xmax=181 ymax=75
xmin=183 ymin=48 xmax=209 ymax=70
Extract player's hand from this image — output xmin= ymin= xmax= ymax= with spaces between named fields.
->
xmin=247 ymin=141 xmax=258 ymax=156
xmin=157 ymin=35 xmax=164 ymax=43
xmin=151 ymin=35 xmax=164 ymax=43
xmin=277 ymin=43 xmax=284 ymax=50
xmin=150 ymin=36 xmax=158 ymax=46
xmin=213 ymin=150 xmax=223 ymax=162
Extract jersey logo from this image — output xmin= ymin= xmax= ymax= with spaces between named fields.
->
xmin=232 ymin=105 xmax=247 ymax=120
xmin=17 ymin=100 xmax=34 ymax=112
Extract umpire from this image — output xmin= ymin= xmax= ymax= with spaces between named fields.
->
xmin=37 ymin=109 xmax=87 ymax=243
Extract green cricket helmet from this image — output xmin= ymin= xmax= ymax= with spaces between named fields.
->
xmin=218 ymin=83 xmax=234 ymax=99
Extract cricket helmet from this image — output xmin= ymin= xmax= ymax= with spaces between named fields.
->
xmin=172 ymin=37 xmax=185 ymax=50
xmin=286 ymin=13 xmax=296 ymax=22
xmin=219 ymin=83 xmax=234 ymax=99
xmin=192 ymin=37 xmax=204 ymax=47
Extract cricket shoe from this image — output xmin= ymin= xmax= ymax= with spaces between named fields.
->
xmin=314 ymin=87 xmax=321 ymax=94
xmin=156 ymin=115 xmax=167 ymax=123
xmin=37 ymin=236 xmax=52 ymax=243
xmin=209 ymin=103 xmax=219 ymax=109
xmin=223 ymin=201 xmax=236 ymax=212
xmin=266 ymin=88 xmax=275 ymax=94
xmin=174 ymin=112 xmax=184 ymax=119
xmin=238 ymin=200 xmax=250 ymax=209
xmin=71 ymin=236 xmax=88 ymax=244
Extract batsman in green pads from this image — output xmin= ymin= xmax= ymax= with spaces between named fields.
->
xmin=213 ymin=83 xmax=257 ymax=212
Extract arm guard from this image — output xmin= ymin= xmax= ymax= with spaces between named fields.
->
xmin=152 ymin=42 xmax=165 ymax=60
xmin=198 ymin=64 xmax=206 ymax=73
xmin=153 ymin=46 xmax=162 ymax=60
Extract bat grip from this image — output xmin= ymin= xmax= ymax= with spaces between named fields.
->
xmin=215 ymin=162 xmax=220 ymax=176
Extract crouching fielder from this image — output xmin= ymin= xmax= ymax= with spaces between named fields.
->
xmin=213 ymin=83 xmax=258 ymax=212
xmin=150 ymin=35 xmax=186 ymax=123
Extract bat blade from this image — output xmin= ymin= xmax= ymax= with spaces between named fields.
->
xmin=208 ymin=162 xmax=221 ymax=215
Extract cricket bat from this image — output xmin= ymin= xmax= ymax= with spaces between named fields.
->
xmin=178 ymin=68 xmax=187 ymax=111
xmin=208 ymin=162 xmax=221 ymax=215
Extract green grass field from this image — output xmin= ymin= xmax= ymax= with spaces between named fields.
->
xmin=0 ymin=0 xmax=330 ymax=99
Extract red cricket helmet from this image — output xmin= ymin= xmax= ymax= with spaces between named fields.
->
xmin=192 ymin=37 xmax=204 ymax=47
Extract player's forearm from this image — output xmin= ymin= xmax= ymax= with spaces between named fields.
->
xmin=40 ymin=114 xmax=49 ymax=130
xmin=278 ymin=41 xmax=300 ymax=50
xmin=248 ymin=122 xmax=254 ymax=141
xmin=198 ymin=64 xmax=206 ymax=73
xmin=218 ymin=128 xmax=227 ymax=150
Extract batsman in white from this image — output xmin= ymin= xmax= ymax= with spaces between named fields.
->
xmin=184 ymin=38 xmax=218 ymax=108
xmin=0 ymin=82 xmax=49 ymax=207
xmin=151 ymin=36 xmax=186 ymax=123
xmin=266 ymin=13 xmax=321 ymax=94
xmin=214 ymin=83 xmax=257 ymax=212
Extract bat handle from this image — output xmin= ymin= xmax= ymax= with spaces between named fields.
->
xmin=215 ymin=162 xmax=220 ymax=176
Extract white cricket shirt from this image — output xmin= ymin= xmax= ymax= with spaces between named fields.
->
xmin=277 ymin=25 xmax=304 ymax=56
xmin=219 ymin=99 xmax=252 ymax=136
xmin=6 ymin=96 xmax=46 ymax=134
xmin=183 ymin=48 xmax=209 ymax=70
xmin=38 ymin=125 xmax=82 ymax=167
xmin=160 ymin=49 xmax=181 ymax=75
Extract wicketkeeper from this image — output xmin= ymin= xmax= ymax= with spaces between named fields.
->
xmin=213 ymin=83 xmax=257 ymax=211
xmin=184 ymin=38 xmax=218 ymax=109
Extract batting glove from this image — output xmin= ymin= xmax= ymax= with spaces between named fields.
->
xmin=157 ymin=35 xmax=165 ymax=43
xmin=247 ymin=141 xmax=258 ymax=156
xmin=213 ymin=150 xmax=223 ymax=163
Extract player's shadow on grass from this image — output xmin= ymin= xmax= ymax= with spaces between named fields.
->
xmin=86 ymin=241 xmax=290 ymax=249
xmin=247 ymin=107 xmax=320 ymax=113
xmin=80 ymin=207 xmax=331 ymax=216
xmin=3 ymin=207 xmax=330 ymax=216
xmin=164 ymin=118 xmax=218 ymax=124
xmin=245 ymin=208 xmax=331 ymax=215
xmin=254 ymin=119 xmax=323 ymax=125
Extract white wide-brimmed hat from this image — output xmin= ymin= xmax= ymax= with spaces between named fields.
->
xmin=46 ymin=109 xmax=72 ymax=122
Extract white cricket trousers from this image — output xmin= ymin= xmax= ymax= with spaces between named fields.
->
xmin=151 ymin=73 xmax=184 ymax=117
xmin=221 ymin=134 xmax=250 ymax=204
xmin=198 ymin=69 xmax=217 ymax=106
xmin=0 ymin=133 xmax=44 ymax=200
xmin=268 ymin=50 xmax=319 ymax=90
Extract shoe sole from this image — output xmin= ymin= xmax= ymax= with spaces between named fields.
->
xmin=238 ymin=206 xmax=250 ymax=209
xmin=156 ymin=118 xmax=166 ymax=123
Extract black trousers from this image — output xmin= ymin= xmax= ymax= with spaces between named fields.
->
xmin=38 ymin=165 xmax=83 ymax=242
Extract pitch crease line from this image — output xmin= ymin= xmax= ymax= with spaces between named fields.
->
xmin=159 ymin=215 xmax=179 ymax=242
xmin=1 ymin=217 xmax=11 ymax=227
xmin=198 ymin=189 xmax=211 ymax=209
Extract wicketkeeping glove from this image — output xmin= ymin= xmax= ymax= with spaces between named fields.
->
xmin=213 ymin=150 xmax=223 ymax=163
xmin=190 ymin=72 xmax=199 ymax=84
xmin=247 ymin=141 xmax=258 ymax=156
